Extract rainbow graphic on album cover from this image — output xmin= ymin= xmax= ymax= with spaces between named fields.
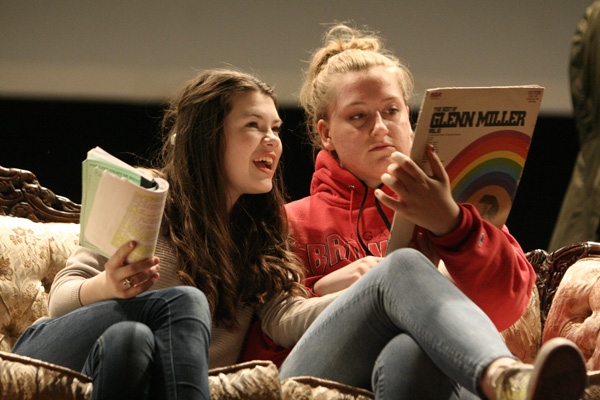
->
xmin=445 ymin=129 xmax=531 ymax=227
xmin=386 ymin=86 xmax=543 ymax=253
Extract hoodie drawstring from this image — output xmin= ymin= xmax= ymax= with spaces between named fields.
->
xmin=375 ymin=186 xmax=392 ymax=231
xmin=348 ymin=185 xmax=355 ymax=226
xmin=355 ymin=183 xmax=392 ymax=257
xmin=356 ymin=182 xmax=373 ymax=256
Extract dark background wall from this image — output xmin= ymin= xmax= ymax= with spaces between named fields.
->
xmin=0 ymin=98 xmax=579 ymax=252
xmin=2 ymin=2 xmax=592 ymax=113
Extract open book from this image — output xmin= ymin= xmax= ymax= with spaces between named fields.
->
xmin=386 ymin=85 xmax=544 ymax=254
xmin=79 ymin=147 xmax=169 ymax=262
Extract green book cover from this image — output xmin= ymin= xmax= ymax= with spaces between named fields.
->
xmin=79 ymin=147 xmax=167 ymax=261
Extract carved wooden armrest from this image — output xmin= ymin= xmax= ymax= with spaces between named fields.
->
xmin=526 ymin=242 xmax=600 ymax=328
xmin=0 ymin=166 xmax=81 ymax=223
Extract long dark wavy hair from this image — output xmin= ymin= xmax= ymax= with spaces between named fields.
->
xmin=157 ymin=69 xmax=307 ymax=328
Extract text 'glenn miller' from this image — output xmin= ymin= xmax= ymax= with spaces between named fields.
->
xmin=430 ymin=109 xmax=526 ymax=129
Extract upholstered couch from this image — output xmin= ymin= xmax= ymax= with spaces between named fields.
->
xmin=1 ymin=164 xmax=600 ymax=399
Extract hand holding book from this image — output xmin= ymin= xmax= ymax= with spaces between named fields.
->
xmin=376 ymin=145 xmax=461 ymax=237
xmin=79 ymin=147 xmax=169 ymax=263
xmin=78 ymin=240 xmax=161 ymax=305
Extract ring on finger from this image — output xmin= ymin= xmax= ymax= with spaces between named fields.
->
xmin=122 ymin=277 xmax=133 ymax=287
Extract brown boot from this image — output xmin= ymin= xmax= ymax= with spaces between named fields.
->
xmin=492 ymin=337 xmax=587 ymax=400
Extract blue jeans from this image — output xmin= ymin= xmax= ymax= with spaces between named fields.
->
xmin=13 ymin=286 xmax=211 ymax=400
xmin=279 ymin=248 xmax=514 ymax=399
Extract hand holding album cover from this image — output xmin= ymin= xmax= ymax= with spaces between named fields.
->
xmin=387 ymin=85 xmax=544 ymax=254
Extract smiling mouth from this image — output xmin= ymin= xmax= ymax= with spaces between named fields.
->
xmin=253 ymin=156 xmax=274 ymax=170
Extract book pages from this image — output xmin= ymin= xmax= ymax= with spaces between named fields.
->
xmin=84 ymin=171 xmax=168 ymax=262
xmin=79 ymin=147 xmax=169 ymax=262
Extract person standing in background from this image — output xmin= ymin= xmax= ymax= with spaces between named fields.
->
xmin=549 ymin=1 xmax=600 ymax=251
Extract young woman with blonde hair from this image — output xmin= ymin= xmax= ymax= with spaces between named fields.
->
xmin=275 ymin=24 xmax=588 ymax=400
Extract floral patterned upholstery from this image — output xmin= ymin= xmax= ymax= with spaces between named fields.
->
xmin=500 ymin=285 xmax=541 ymax=363
xmin=0 ymin=216 xmax=80 ymax=352
xmin=543 ymin=257 xmax=600 ymax=370
xmin=0 ymin=351 xmax=92 ymax=400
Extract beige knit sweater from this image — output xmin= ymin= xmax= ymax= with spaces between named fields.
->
xmin=49 ymin=236 xmax=339 ymax=368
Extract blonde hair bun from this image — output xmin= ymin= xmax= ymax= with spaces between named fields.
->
xmin=300 ymin=24 xmax=414 ymax=152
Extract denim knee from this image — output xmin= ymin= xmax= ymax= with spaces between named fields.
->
xmin=372 ymin=333 xmax=460 ymax=400
xmin=105 ymin=321 xmax=155 ymax=354
xmin=171 ymin=286 xmax=210 ymax=310
xmin=145 ymin=286 xmax=212 ymax=328
xmin=159 ymin=286 xmax=210 ymax=311
xmin=82 ymin=321 xmax=155 ymax=376
xmin=385 ymin=248 xmax=434 ymax=271
xmin=83 ymin=321 xmax=156 ymax=400
xmin=362 ymin=248 xmax=436 ymax=289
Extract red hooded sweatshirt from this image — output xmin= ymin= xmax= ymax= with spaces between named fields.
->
xmin=239 ymin=150 xmax=535 ymax=365
xmin=288 ymin=151 xmax=534 ymax=331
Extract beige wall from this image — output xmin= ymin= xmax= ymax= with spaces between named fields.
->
xmin=0 ymin=0 xmax=593 ymax=114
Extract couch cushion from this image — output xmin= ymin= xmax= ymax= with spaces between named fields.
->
xmin=500 ymin=285 xmax=542 ymax=363
xmin=0 ymin=350 xmax=92 ymax=400
xmin=542 ymin=257 xmax=600 ymax=370
xmin=209 ymin=360 xmax=282 ymax=399
xmin=0 ymin=216 xmax=79 ymax=351
xmin=282 ymin=376 xmax=374 ymax=399
xmin=0 ymin=355 xmax=282 ymax=400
